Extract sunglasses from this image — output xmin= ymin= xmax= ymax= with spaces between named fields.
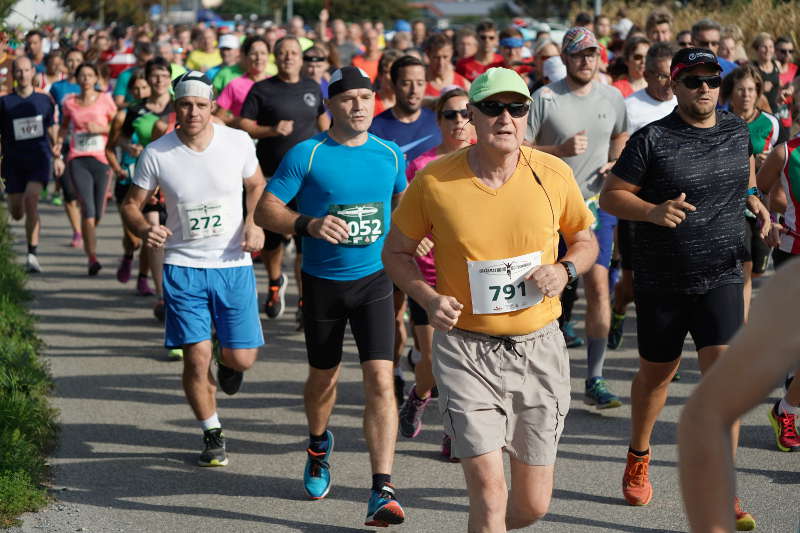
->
xmin=777 ymin=48 xmax=794 ymax=54
xmin=441 ymin=108 xmax=468 ymax=120
xmin=696 ymin=40 xmax=720 ymax=48
xmin=678 ymin=41 xmax=692 ymax=48
xmin=631 ymin=54 xmax=645 ymax=61
xmin=304 ymin=55 xmax=327 ymax=62
xmin=680 ymin=75 xmax=722 ymax=89
xmin=474 ymin=100 xmax=529 ymax=118
xmin=479 ymin=34 xmax=497 ymax=41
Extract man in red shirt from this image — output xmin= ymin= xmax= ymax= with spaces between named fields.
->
xmin=456 ymin=20 xmax=503 ymax=81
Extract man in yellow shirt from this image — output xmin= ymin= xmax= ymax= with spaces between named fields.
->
xmin=186 ymin=27 xmax=222 ymax=73
xmin=383 ymin=68 xmax=598 ymax=531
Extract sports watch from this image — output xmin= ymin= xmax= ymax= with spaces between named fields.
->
xmin=560 ymin=261 xmax=578 ymax=285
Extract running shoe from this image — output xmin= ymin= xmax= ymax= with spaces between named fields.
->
xmin=622 ymin=450 xmax=652 ymax=506
xmin=137 ymin=276 xmax=155 ymax=296
xmin=561 ymin=321 xmax=584 ymax=348
xmin=585 ymin=377 xmax=623 ymax=409
xmin=116 ymin=256 xmax=132 ymax=283
xmin=217 ymin=362 xmax=243 ymax=395
xmin=51 ymin=194 xmax=63 ymax=206
xmin=25 ymin=253 xmax=42 ymax=274
xmin=264 ymin=273 xmax=287 ymax=319
xmin=399 ymin=386 xmax=431 ymax=438
xmin=295 ymin=298 xmax=304 ymax=332
xmin=440 ymin=434 xmax=459 ymax=463
xmin=768 ymin=401 xmax=800 ymax=452
xmin=153 ymin=300 xmax=165 ymax=323
xmin=70 ymin=232 xmax=83 ymax=248
xmin=198 ymin=428 xmax=228 ymax=467
xmin=167 ymin=348 xmax=183 ymax=360
xmin=365 ymin=483 xmax=405 ymax=527
xmin=734 ymin=497 xmax=756 ymax=531
xmin=394 ymin=374 xmax=405 ymax=408
xmin=303 ymin=430 xmax=334 ymax=500
xmin=88 ymin=261 xmax=102 ymax=276
xmin=607 ymin=311 xmax=625 ymax=350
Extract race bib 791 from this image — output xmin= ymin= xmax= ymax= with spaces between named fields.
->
xmin=467 ymin=251 xmax=543 ymax=314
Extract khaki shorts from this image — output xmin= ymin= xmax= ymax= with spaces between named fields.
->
xmin=432 ymin=321 xmax=570 ymax=466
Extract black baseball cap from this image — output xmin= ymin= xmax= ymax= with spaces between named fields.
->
xmin=328 ymin=66 xmax=373 ymax=99
xmin=670 ymin=47 xmax=722 ymax=80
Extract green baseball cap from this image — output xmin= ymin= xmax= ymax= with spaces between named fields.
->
xmin=469 ymin=67 xmax=532 ymax=103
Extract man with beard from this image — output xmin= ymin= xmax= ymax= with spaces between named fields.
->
xmin=527 ymin=27 xmax=629 ymax=409
xmin=599 ymin=48 xmax=769 ymax=529
xmin=255 ymin=66 xmax=407 ymax=527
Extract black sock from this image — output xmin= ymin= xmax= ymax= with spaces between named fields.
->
xmin=27 ymin=244 xmax=37 ymax=255
xmin=269 ymin=276 xmax=283 ymax=286
xmin=138 ymin=273 xmax=148 ymax=280
xmin=628 ymin=447 xmax=649 ymax=457
xmin=371 ymin=473 xmax=391 ymax=492
xmin=309 ymin=431 xmax=329 ymax=452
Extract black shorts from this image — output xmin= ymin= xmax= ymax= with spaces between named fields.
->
xmin=617 ymin=219 xmax=634 ymax=271
xmin=114 ymin=181 xmax=131 ymax=205
xmin=264 ymin=199 xmax=302 ymax=253
xmin=302 ymin=269 xmax=395 ymax=369
xmin=742 ymin=217 xmax=771 ymax=274
xmin=408 ymin=297 xmax=429 ymax=326
xmin=773 ymin=248 xmax=795 ymax=269
xmin=635 ymin=283 xmax=744 ymax=363
xmin=2 ymin=156 xmax=51 ymax=194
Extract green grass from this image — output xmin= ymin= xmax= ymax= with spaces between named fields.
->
xmin=0 ymin=210 xmax=58 ymax=528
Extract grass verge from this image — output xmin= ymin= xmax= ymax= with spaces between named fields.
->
xmin=0 ymin=210 xmax=58 ymax=528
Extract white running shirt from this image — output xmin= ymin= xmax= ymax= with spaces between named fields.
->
xmin=134 ymin=123 xmax=259 ymax=268
xmin=625 ymin=88 xmax=676 ymax=134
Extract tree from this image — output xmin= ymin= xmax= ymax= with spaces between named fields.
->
xmin=0 ymin=0 xmax=16 ymax=23
xmin=58 ymin=0 xmax=156 ymax=24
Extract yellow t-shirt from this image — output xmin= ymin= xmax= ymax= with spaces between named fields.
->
xmin=392 ymin=146 xmax=594 ymax=336
xmin=186 ymin=50 xmax=223 ymax=72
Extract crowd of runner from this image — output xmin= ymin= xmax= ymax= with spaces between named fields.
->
xmin=1 ymin=7 xmax=798 ymax=531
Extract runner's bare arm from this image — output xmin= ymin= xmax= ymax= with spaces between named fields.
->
xmin=238 ymin=118 xmax=285 ymax=139
xmin=608 ymin=131 xmax=629 ymax=161
xmin=560 ymin=228 xmax=599 ymax=277
xmin=382 ymin=224 xmax=462 ymax=332
xmin=745 ymin=155 xmax=771 ymax=238
xmin=679 ymin=258 xmax=800 ymax=533
xmin=755 ymin=143 xmax=787 ymax=197
xmin=317 ymin=113 xmax=330 ymax=132
xmin=241 ymin=168 xmax=266 ymax=252
xmin=600 ymin=173 xmax=696 ymax=228
xmin=120 ymin=185 xmax=168 ymax=248
xmin=105 ymin=110 xmax=127 ymax=177
xmin=254 ymin=191 xmax=348 ymax=244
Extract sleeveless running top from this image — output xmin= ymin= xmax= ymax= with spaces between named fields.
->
xmin=780 ymin=135 xmax=800 ymax=254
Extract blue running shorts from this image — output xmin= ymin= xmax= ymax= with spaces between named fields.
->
xmin=163 ymin=264 xmax=264 ymax=349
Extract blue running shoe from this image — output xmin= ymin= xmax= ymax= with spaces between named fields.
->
xmin=584 ymin=377 xmax=623 ymax=409
xmin=365 ymin=483 xmax=405 ymax=527
xmin=303 ymin=430 xmax=334 ymax=500
xmin=561 ymin=321 xmax=585 ymax=348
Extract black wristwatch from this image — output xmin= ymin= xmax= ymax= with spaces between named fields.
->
xmin=560 ymin=261 xmax=578 ymax=285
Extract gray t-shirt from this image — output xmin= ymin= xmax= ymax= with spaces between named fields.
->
xmin=337 ymin=41 xmax=360 ymax=66
xmin=527 ymin=79 xmax=628 ymax=199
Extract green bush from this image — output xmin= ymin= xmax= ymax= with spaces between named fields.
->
xmin=0 ymin=212 xmax=58 ymax=528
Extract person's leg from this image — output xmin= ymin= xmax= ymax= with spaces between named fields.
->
xmin=362 ymin=359 xmax=398 ymax=476
xmin=461 ymin=450 xmax=508 ymax=533
xmin=630 ymin=357 xmax=682 ymax=451
xmin=506 ymin=460 xmax=554 ymax=530
xmin=145 ymin=210 xmax=164 ymax=296
xmin=305 ymin=365 xmax=342 ymax=435
xmin=69 ymin=158 xmax=98 ymax=264
xmin=182 ymin=340 xmax=217 ymax=420
xmin=697 ymin=345 xmax=739 ymax=454
xmin=412 ymin=323 xmax=435 ymax=396
xmin=22 ymin=181 xmax=43 ymax=249
xmin=60 ymin=167 xmax=82 ymax=242
xmin=742 ymin=261 xmax=753 ymax=322
xmin=90 ymin=159 xmax=111 ymax=226
xmin=7 ymin=193 xmax=24 ymax=220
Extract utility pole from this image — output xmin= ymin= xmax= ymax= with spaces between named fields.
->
xmin=594 ymin=0 xmax=602 ymax=16
xmin=287 ymin=0 xmax=293 ymax=20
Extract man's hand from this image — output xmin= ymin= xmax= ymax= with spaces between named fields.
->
xmin=144 ymin=224 xmax=172 ymax=248
xmin=525 ymin=264 xmax=568 ymax=299
xmin=425 ymin=294 xmax=463 ymax=332
xmin=746 ymin=195 xmax=772 ymax=239
xmin=275 ymin=120 xmax=294 ymax=137
xmin=559 ymin=130 xmax=587 ymax=157
xmin=646 ymin=193 xmax=696 ymax=228
xmin=129 ymin=143 xmax=144 ymax=158
xmin=308 ymin=215 xmax=349 ymax=244
xmin=598 ymin=160 xmax=615 ymax=178
xmin=241 ymin=223 xmax=265 ymax=252
xmin=765 ymin=223 xmax=782 ymax=248
xmin=415 ymin=236 xmax=434 ymax=257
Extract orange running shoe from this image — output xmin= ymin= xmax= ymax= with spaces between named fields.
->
xmin=622 ymin=450 xmax=653 ymax=506
xmin=734 ymin=497 xmax=756 ymax=531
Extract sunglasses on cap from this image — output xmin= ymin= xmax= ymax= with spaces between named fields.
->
xmin=473 ymin=100 xmax=529 ymax=118
xmin=304 ymin=55 xmax=327 ymax=62
xmin=679 ymin=75 xmax=722 ymax=89
xmin=441 ymin=108 xmax=468 ymax=120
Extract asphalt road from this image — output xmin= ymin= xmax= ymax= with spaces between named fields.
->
xmin=8 ymin=202 xmax=799 ymax=532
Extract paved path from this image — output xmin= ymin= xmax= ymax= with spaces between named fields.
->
xmin=8 ymin=203 xmax=799 ymax=532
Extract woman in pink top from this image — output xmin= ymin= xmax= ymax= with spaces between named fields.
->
xmin=398 ymin=88 xmax=476 ymax=460
xmin=215 ymin=36 xmax=270 ymax=126
xmin=58 ymin=62 xmax=117 ymax=275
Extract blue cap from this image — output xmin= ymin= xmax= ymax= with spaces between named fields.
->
xmin=394 ymin=20 xmax=412 ymax=33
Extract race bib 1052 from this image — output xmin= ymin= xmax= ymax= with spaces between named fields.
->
xmin=328 ymin=202 xmax=385 ymax=246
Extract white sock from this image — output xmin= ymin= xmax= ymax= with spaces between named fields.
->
xmin=393 ymin=365 xmax=403 ymax=378
xmin=410 ymin=348 xmax=422 ymax=366
xmin=779 ymin=398 xmax=799 ymax=416
xmin=200 ymin=413 xmax=221 ymax=431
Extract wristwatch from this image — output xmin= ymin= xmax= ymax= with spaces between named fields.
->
xmin=560 ymin=261 xmax=578 ymax=285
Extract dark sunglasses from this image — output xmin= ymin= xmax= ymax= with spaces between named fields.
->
xmin=680 ymin=75 xmax=722 ymax=89
xmin=678 ymin=41 xmax=692 ymax=48
xmin=777 ymin=48 xmax=794 ymax=54
xmin=441 ymin=108 xmax=468 ymax=120
xmin=474 ymin=100 xmax=529 ymax=118
xmin=303 ymin=55 xmax=327 ymax=62
xmin=479 ymin=34 xmax=497 ymax=41
xmin=631 ymin=54 xmax=645 ymax=61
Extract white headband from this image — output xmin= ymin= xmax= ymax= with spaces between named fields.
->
xmin=173 ymin=71 xmax=214 ymax=101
